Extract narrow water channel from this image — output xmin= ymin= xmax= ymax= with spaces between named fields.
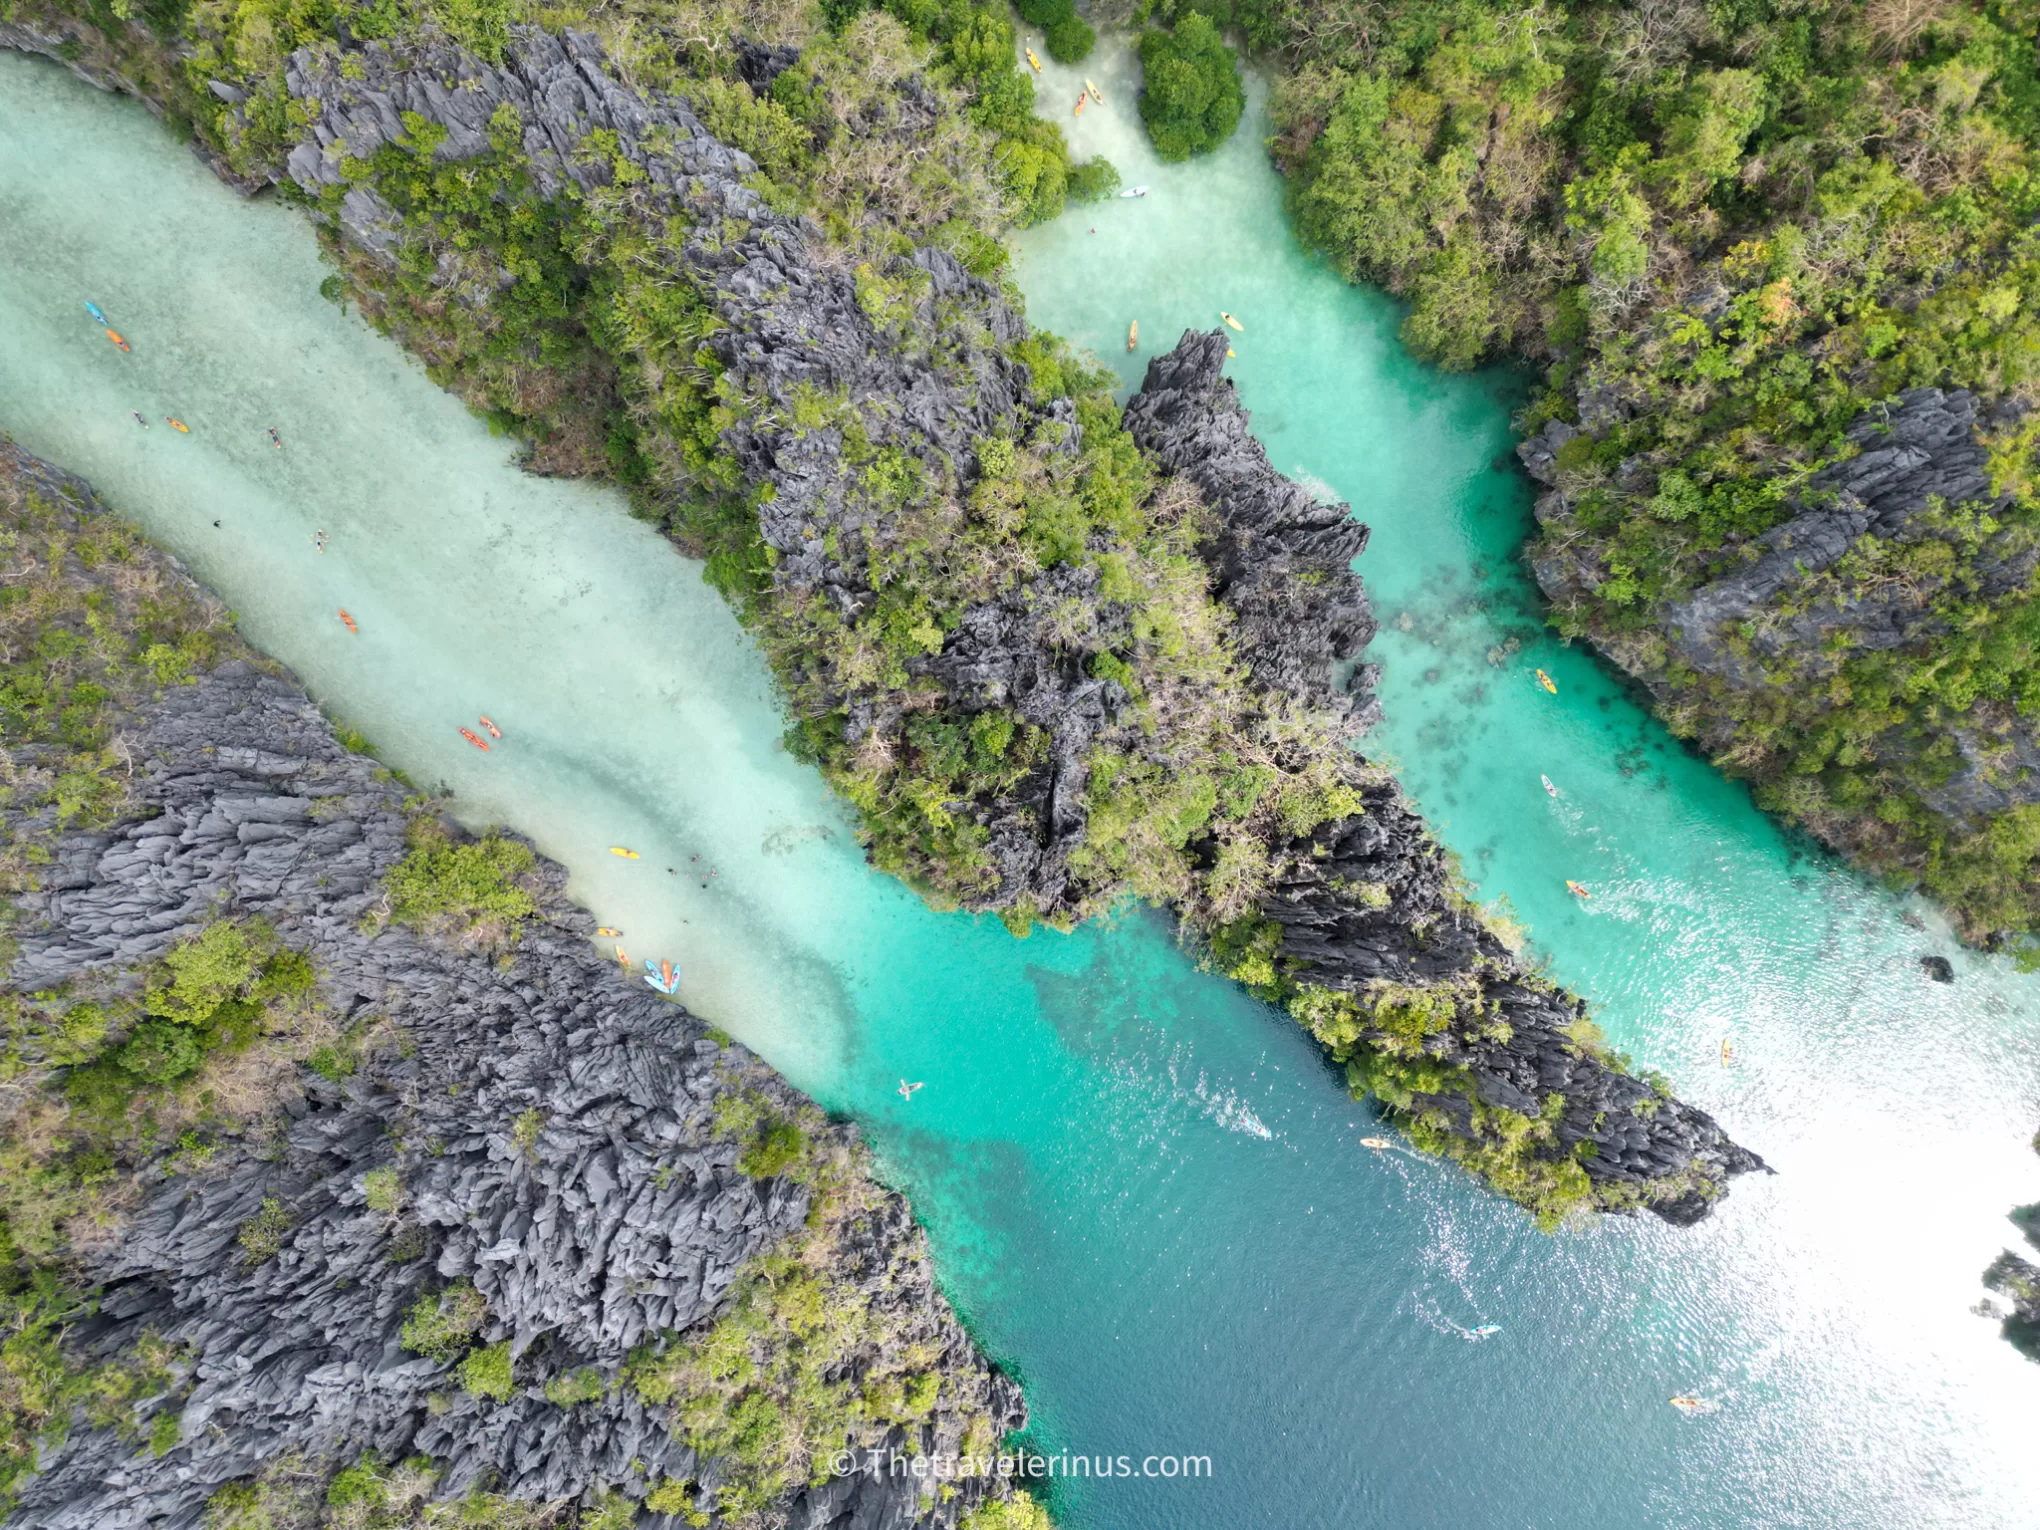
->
xmin=3 ymin=42 xmax=2038 ymax=1529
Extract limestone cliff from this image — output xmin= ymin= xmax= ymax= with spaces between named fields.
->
xmin=1127 ymin=335 xmax=1765 ymax=1223
xmin=0 ymin=15 xmax=1760 ymax=1224
xmin=0 ymin=443 xmax=1023 ymax=1529
xmin=1525 ymin=375 xmax=2040 ymax=939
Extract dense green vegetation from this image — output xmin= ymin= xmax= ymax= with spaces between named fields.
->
xmin=1211 ymin=913 xmax=1643 ymax=1228
xmin=383 ymin=821 xmax=538 ymax=939
xmin=0 ymin=914 xmax=326 ymax=1501
xmin=206 ymin=1451 xmax=576 ymax=1528
xmin=1258 ymin=0 xmax=2040 ymax=934
xmin=0 ymin=434 xmax=1038 ymax=1519
xmin=1016 ymin=0 xmax=1094 ymax=61
xmin=626 ymin=1098 xmax=975 ymax=1523
xmin=0 ymin=459 xmax=334 ymax=1517
xmin=1136 ymin=10 xmax=1245 ymax=159
xmin=15 ymin=0 xmax=1700 ymax=1233
xmin=0 ymin=451 xmax=234 ymax=901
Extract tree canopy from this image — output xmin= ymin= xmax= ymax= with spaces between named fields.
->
xmin=1138 ymin=13 xmax=1246 ymax=161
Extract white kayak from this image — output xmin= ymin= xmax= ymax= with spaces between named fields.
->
xmin=1120 ymin=185 xmax=1149 ymax=198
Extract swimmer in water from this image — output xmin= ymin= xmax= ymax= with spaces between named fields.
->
xmin=313 ymin=530 xmax=327 ymax=552
xmin=131 ymin=410 xmax=148 ymax=429
xmin=267 ymin=426 xmax=283 ymax=449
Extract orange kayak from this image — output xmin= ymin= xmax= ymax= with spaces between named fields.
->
xmin=165 ymin=417 xmax=189 ymax=433
xmin=106 ymin=329 xmax=130 ymax=352
xmin=479 ymin=715 xmax=501 ymax=739
xmin=459 ymin=727 xmax=490 ymax=752
xmin=338 ymin=609 xmax=357 ymax=635
xmin=1073 ymin=93 xmax=1086 ymax=116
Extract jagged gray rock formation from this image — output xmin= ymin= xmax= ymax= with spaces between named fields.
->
xmin=262 ymin=31 xmax=1757 ymax=1218
xmin=0 ymin=444 xmax=1021 ymax=1530
xmin=1126 ymin=338 xmax=1766 ymax=1223
xmin=1524 ymin=387 xmax=2040 ymax=830
xmin=281 ymin=26 xmax=1114 ymax=916
xmin=1656 ymin=390 xmax=2029 ymax=688
xmin=1123 ymin=330 xmax=1379 ymax=731
xmin=1 ymin=20 xmax=1759 ymax=1221
xmin=1983 ymin=1201 xmax=2040 ymax=1364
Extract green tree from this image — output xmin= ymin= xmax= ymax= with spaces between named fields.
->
xmin=1137 ymin=14 xmax=1245 ymax=162
xmin=1016 ymin=0 xmax=1094 ymax=62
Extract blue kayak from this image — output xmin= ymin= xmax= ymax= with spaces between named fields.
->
xmin=84 ymin=301 xmax=109 ymax=325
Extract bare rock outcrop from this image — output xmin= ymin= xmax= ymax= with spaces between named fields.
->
xmin=0 ymin=443 xmax=1021 ymax=1530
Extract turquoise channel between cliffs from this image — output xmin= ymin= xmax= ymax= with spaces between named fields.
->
xmin=4 ymin=39 xmax=2039 ymax=1529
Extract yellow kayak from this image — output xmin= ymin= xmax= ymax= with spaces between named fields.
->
xmin=595 ymin=927 xmax=621 ymax=937
xmin=1535 ymin=668 xmax=1557 ymax=694
xmin=1359 ymin=1137 xmax=1392 ymax=1151
xmin=614 ymin=945 xmax=628 ymax=964
xmin=1026 ymin=48 xmax=1040 ymax=71
xmin=1220 ymin=311 xmax=1243 ymax=331
xmin=1566 ymin=880 xmax=1591 ymax=899
xmin=1085 ymin=78 xmax=1103 ymax=104
xmin=1127 ymin=319 xmax=1138 ymax=352
xmin=609 ymin=846 xmax=639 ymax=859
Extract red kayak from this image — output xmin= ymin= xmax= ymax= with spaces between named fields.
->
xmin=459 ymin=727 xmax=490 ymax=752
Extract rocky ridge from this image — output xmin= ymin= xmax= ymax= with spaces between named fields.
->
xmin=1524 ymin=386 xmax=2040 ymax=829
xmin=279 ymin=30 xmax=1760 ymax=1219
xmin=0 ymin=19 xmax=1760 ymax=1220
xmin=1127 ymin=337 xmax=1766 ymax=1223
xmin=280 ymin=25 xmax=1113 ymax=916
xmin=0 ymin=444 xmax=1021 ymax=1529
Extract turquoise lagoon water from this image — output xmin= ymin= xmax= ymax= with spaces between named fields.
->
xmin=3 ymin=41 xmax=2039 ymax=1528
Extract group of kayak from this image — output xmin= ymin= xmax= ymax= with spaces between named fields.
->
xmin=457 ymin=715 xmax=502 ymax=751
xmin=1127 ymin=307 xmax=1239 ymax=356
xmin=89 ymin=300 xmax=185 ymax=431
xmin=90 ymin=299 xmax=288 ymax=445
xmin=1020 ymin=45 xmax=1105 ymax=117
xmin=1531 ymin=675 xmax=1590 ymax=900
xmin=598 ymin=933 xmax=682 ymax=996
xmin=598 ymin=850 xmax=694 ymax=993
